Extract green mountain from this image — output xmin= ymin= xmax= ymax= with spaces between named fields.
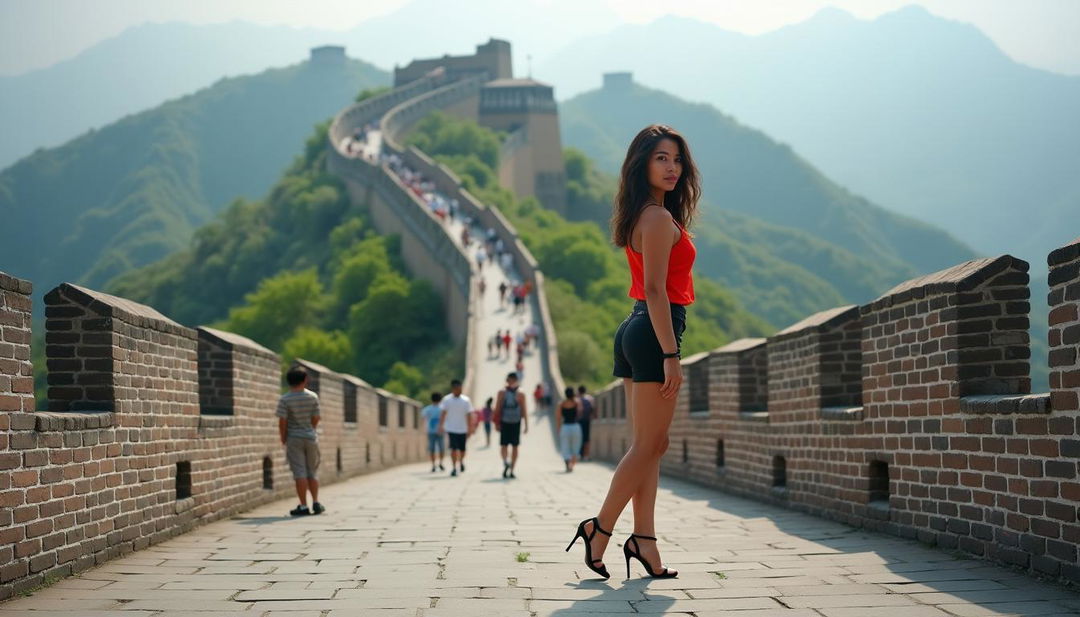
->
xmin=560 ymin=78 xmax=978 ymax=318
xmin=0 ymin=56 xmax=389 ymax=296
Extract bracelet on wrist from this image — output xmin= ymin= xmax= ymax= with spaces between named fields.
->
xmin=661 ymin=350 xmax=680 ymax=359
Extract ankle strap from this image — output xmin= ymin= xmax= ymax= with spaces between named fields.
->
xmin=630 ymin=533 xmax=657 ymax=541
xmin=591 ymin=517 xmax=612 ymax=537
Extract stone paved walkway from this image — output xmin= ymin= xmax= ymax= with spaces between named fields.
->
xmin=4 ymin=409 xmax=1079 ymax=616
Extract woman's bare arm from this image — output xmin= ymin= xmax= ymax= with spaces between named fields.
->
xmin=638 ymin=206 xmax=682 ymax=399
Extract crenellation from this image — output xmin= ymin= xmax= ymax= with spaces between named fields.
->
xmin=0 ymin=273 xmax=33 ymax=414
xmin=0 ymin=272 xmax=427 ymax=599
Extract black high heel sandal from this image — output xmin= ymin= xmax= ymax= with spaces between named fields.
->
xmin=565 ymin=516 xmax=612 ymax=579
xmin=623 ymin=533 xmax=678 ymax=579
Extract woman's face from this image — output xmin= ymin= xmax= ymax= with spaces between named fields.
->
xmin=647 ymin=137 xmax=682 ymax=194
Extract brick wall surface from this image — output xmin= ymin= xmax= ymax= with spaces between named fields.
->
xmin=0 ymin=275 xmax=426 ymax=599
xmin=0 ymin=273 xmax=33 ymax=414
xmin=592 ymin=240 xmax=1080 ymax=585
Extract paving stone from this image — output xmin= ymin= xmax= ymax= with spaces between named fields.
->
xmin=819 ymin=608 xmax=953 ymax=617
xmin=943 ymin=602 xmax=1075 ymax=616
xmin=782 ymin=593 xmax=918 ymax=608
xmin=695 ymin=611 xmax=820 ymax=617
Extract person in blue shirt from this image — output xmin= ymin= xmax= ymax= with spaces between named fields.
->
xmin=421 ymin=392 xmax=445 ymax=472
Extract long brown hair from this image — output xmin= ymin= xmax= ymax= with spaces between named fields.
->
xmin=611 ymin=124 xmax=701 ymax=248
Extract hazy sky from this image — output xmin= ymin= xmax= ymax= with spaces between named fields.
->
xmin=2 ymin=0 xmax=1079 ymax=76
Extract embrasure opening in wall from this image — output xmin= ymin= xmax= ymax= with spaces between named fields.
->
xmin=365 ymin=442 xmax=371 ymax=464
xmin=682 ymin=439 xmax=689 ymax=464
xmin=344 ymin=381 xmax=357 ymax=423
xmin=336 ymin=447 xmax=343 ymax=473
xmin=378 ymin=394 xmax=388 ymax=427
xmin=176 ymin=461 xmax=192 ymax=500
xmin=716 ymin=439 xmax=725 ymax=468
xmin=196 ymin=329 xmax=234 ymax=415
xmin=262 ymin=456 xmax=273 ymax=489
xmin=869 ymin=460 xmax=889 ymax=505
xmin=772 ymin=456 xmax=787 ymax=488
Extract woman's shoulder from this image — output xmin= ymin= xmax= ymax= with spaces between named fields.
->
xmin=638 ymin=203 xmax=673 ymax=224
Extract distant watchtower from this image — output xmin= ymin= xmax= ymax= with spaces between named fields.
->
xmin=603 ymin=71 xmax=633 ymax=91
xmin=479 ymin=79 xmax=567 ymax=214
xmin=310 ymin=45 xmax=346 ymax=67
xmin=394 ymin=38 xmax=512 ymax=86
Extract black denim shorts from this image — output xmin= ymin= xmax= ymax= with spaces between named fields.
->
xmin=613 ymin=300 xmax=687 ymax=383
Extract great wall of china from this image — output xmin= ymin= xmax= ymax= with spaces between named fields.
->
xmin=0 ymin=40 xmax=1078 ymax=598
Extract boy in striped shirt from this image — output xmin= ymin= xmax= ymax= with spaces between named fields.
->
xmin=278 ymin=366 xmax=324 ymax=516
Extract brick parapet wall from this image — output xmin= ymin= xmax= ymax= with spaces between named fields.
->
xmin=0 ymin=275 xmax=426 ymax=599
xmin=592 ymin=243 xmax=1080 ymax=585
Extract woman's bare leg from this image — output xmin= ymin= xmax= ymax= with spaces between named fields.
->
xmin=585 ymin=379 xmax=676 ymax=568
xmin=628 ymin=383 xmax=675 ymax=573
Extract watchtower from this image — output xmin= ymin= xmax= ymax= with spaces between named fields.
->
xmin=394 ymin=38 xmax=512 ymax=86
xmin=310 ymin=45 xmax=346 ymax=67
xmin=479 ymin=78 xmax=567 ymax=214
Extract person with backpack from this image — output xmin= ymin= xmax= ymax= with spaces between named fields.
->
xmin=493 ymin=371 xmax=528 ymax=479
xmin=577 ymin=385 xmax=595 ymax=461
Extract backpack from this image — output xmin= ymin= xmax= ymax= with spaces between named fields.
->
xmin=579 ymin=395 xmax=594 ymax=421
xmin=499 ymin=388 xmax=522 ymax=424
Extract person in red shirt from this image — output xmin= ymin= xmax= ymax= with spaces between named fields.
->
xmin=567 ymin=124 xmax=698 ymax=582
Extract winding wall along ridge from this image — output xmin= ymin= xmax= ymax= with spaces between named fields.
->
xmin=326 ymin=74 xmax=567 ymax=403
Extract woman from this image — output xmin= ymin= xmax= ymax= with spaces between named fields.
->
xmin=556 ymin=387 xmax=583 ymax=473
xmin=566 ymin=125 xmax=698 ymax=580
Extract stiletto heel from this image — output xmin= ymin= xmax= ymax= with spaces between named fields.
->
xmin=623 ymin=533 xmax=678 ymax=579
xmin=566 ymin=517 xmax=612 ymax=579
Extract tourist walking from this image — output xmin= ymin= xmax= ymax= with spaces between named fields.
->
xmin=498 ymin=281 xmax=508 ymax=306
xmin=277 ymin=366 xmax=325 ymax=516
xmin=421 ymin=392 xmax=446 ymax=472
xmin=557 ymin=387 xmax=583 ymax=473
xmin=567 ymin=124 xmax=698 ymax=580
xmin=533 ymin=382 xmax=546 ymax=412
xmin=437 ymin=379 xmax=473 ymax=477
xmin=493 ymin=372 xmax=528 ymax=479
xmin=577 ymin=385 xmax=595 ymax=461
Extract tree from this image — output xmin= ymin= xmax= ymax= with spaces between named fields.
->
xmin=383 ymin=362 xmax=426 ymax=398
xmin=225 ymin=269 xmax=326 ymax=350
xmin=283 ymin=327 xmax=352 ymax=373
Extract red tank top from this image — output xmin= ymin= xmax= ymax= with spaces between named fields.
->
xmin=625 ymin=219 xmax=696 ymax=305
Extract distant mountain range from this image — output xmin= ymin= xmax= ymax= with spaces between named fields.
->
xmin=9 ymin=5 xmax=1074 ymax=271
xmin=0 ymin=56 xmax=388 ymax=295
xmin=539 ymin=6 xmax=1080 ymax=267
xmin=0 ymin=0 xmax=615 ymax=169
